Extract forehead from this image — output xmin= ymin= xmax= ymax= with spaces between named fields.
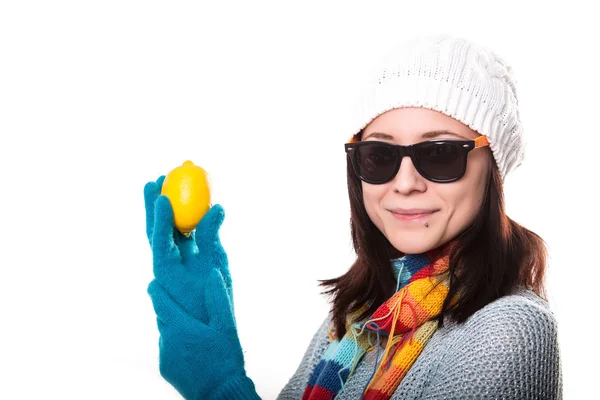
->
xmin=363 ymin=107 xmax=479 ymax=142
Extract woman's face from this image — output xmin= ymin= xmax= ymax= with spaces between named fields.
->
xmin=361 ymin=107 xmax=492 ymax=255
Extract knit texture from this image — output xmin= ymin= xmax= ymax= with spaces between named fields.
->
xmin=302 ymin=241 xmax=456 ymax=400
xmin=147 ymin=270 xmax=261 ymax=400
xmin=278 ymin=288 xmax=562 ymax=400
xmin=352 ymin=34 xmax=524 ymax=180
xmin=145 ymin=178 xmax=260 ymax=399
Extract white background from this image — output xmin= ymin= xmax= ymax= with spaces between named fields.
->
xmin=1 ymin=1 xmax=598 ymax=399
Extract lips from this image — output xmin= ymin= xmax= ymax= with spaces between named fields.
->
xmin=390 ymin=208 xmax=437 ymax=215
xmin=389 ymin=208 xmax=438 ymax=222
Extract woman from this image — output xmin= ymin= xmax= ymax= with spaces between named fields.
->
xmin=144 ymin=34 xmax=562 ymax=399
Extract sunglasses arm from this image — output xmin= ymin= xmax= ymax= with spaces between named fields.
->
xmin=474 ymin=135 xmax=490 ymax=148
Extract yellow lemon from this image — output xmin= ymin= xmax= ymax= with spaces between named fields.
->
xmin=161 ymin=160 xmax=211 ymax=236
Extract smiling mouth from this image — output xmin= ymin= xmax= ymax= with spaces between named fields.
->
xmin=390 ymin=210 xmax=437 ymax=221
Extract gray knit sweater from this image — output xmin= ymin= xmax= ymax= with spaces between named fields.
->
xmin=276 ymin=287 xmax=562 ymax=399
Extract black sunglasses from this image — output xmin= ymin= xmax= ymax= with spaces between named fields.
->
xmin=345 ymin=136 xmax=490 ymax=184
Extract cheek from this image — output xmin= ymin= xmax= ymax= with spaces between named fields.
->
xmin=361 ymin=182 xmax=387 ymax=227
xmin=444 ymin=173 xmax=487 ymax=228
xmin=449 ymin=152 xmax=489 ymax=207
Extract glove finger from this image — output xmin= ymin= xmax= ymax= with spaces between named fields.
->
xmin=204 ymin=269 xmax=238 ymax=337
xmin=152 ymin=195 xmax=182 ymax=275
xmin=147 ymin=280 xmax=206 ymax=332
xmin=144 ymin=175 xmax=166 ymax=244
xmin=194 ymin=204 xmax=225 ymax=256
xmin=174 ymin=230 xmax=199 ymax=265
xmin=144 ymin=182 xmax=160 ymax=244
xmin=193 ymin=204 xmax=231 ymax=292
xmin=156 ymin=175 xmax=165 ymax=189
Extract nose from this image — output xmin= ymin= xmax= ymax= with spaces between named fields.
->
xmin=391 ymin=155 xmax=427 ymax=194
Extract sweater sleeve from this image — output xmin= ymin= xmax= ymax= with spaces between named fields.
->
xmin=276 ymin=315 xmax=333 ymax=399
xmin=420 ymin=291 xmax=563 ymax=400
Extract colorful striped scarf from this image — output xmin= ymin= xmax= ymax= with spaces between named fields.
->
xmin=303 ymin=240 xmax=456 ymax=400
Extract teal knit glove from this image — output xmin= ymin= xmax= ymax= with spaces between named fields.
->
xmin=144 ymin=176 xmax=233 ymax=322
xmin=147 ymin=272 xmax=260 ymax=400
xmin=144 ymin=177 xmax=261 ymax=400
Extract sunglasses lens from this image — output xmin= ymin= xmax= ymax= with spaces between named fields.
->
xmin=354 ymin=143 xmax=398 ymax=183
xmin=415 ymin=142 xmax=466 ymax=181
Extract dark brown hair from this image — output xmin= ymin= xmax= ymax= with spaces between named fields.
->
xmin=319 ymin=132 xmax=549 ymax=339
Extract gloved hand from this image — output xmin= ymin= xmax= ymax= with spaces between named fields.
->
xmin=144 ymin=176 xmax=233 ymax=321
xmin=147 ymin=271 xmax=260 ymax=400
xmin=144 ymin=177 xmax=260 ymax=399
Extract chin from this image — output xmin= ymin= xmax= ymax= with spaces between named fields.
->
xmin=386 ymin=230 xmax=442 ymax=255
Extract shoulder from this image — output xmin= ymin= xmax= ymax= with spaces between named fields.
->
xmin=441 ymin=287 xmax=560 ymax=356
xmin=455 ymin=287 xmax=559 ymax=337
xmin=295 ymin=314 xmax=334 ymax=368
xmin=276 ymin=315 xmax=333 ymax=399
xmin=420 ymin=288 xmax=563 ymax=399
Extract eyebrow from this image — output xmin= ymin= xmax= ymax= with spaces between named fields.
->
xmin=363 ymin=130 xmax=470 ymax=141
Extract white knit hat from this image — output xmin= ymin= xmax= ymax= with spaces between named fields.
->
xmin=352 ymin=34 xmax=525 ymax=180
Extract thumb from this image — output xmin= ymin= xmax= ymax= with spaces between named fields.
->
xmin=147 ymin=279 xmax=203 ymax=332
xmin=204 ymin=269 xmax=237 ymax=335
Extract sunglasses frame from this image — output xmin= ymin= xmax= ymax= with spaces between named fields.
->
xmin=345 ymin=136 xmax=490 ymax=184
